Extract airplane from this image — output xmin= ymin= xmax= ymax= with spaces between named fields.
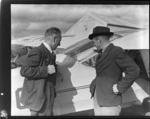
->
xmin=11 ymin=13 xmax=149 ymax=116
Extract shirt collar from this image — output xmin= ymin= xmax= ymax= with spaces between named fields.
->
xmin=43 ymin=41 xmax=52 ymax=53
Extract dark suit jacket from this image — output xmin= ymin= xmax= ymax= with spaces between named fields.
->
xmin=90 ymin=43 xmax=140 ymax=107
xmin=20 ymin=43 xmax=57 ymax=111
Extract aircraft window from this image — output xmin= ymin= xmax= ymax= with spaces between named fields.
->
xmin=82 ymin=55 xmax=98 ymax=67
xmin=64 ymin=39 xmax=94 ymax=58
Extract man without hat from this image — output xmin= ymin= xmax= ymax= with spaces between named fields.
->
xmin=20 ymin=27 xmax=62 ymax=116
xmin=89 ymin=26 xmax=140 ymax=116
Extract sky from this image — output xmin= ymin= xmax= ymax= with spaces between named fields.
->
xmin=11 ymin=5 xmax=149 ymax=40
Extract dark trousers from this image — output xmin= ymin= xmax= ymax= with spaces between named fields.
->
xmin=30 ymin=82 xmax=55 ymax=116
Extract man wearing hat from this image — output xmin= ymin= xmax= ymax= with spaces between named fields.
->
xmin=89 ymin=26 xmax=140 ymax=116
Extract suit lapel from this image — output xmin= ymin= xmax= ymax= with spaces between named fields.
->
xmin=40 ymin=43 xmax=56 ymax=64
xmin=39 ymin=43 xmax=48 ymax=53
xmin=39 ymin=43 xmax=52 ymax=65
xmin=96 ymin=43 xmax=114 ymax=66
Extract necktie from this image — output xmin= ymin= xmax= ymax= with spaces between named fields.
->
xmin=94 ymin=49 xmax=102 ymax=63
xmin=49 ymin=52 xmax=56 ymax=65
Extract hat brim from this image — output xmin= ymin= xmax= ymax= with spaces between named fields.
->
xmin=89 ymin=32 xmax=114 ymax=40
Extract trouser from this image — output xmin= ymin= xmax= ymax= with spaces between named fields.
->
xmin=93 ymin=90 xmax=121 ymax=116
xmin=30 ymin=83 xmax=55 ymax=116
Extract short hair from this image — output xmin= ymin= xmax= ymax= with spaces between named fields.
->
xmin=44 ymin=27 xmax=61 ymax=37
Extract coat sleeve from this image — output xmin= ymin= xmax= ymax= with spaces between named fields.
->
xmin=115 ymin=50 xmax=140 ymax=94
xmin=20 ymin=48 xmax=48 ymax=79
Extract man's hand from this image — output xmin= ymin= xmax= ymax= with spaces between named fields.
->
xmin=47 ymin=65 xmax=56 ymax=74
xmin=113 ymin=84 xmax=119 ymax=94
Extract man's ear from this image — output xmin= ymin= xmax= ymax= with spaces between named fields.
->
xmin=53 ymin=35 xmax=57 ymax=42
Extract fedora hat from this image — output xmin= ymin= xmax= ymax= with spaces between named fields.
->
xmin=89 ymin=26 xmax=114 ymax=40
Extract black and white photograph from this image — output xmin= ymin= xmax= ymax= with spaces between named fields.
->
xmin=1 ymin=3 xmax=150 ymax=117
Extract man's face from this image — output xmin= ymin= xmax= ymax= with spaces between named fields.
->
xmin=93 ymin=36 xmax=103 ymax=50
xmin=51 ymin=34 xmax=62 ymax=50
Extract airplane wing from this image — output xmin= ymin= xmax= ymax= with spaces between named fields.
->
xmin=11 ymin=44 xmax=28 ymax=57
xmin=11 ymin=28 xmax=147 ymax=61
xmin=112 ymin=29 xmax=149 ymax=49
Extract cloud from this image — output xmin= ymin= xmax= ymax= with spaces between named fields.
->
xmin=117 ymin=5 xmax=149 ymax=28
xmin=11 ymin=5 xmax=149 ymax=40
xmin=11 ymin=5 xmax=81 ymax=23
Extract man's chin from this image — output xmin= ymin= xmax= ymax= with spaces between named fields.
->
xmin=52 ymin=47 xmax=57 ymax=51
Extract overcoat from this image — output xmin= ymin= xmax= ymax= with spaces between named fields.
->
xmin=90 ymin=43 xmax=140 ymax=106
xmin=20 ymin=43 xmax=56 ymax=111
